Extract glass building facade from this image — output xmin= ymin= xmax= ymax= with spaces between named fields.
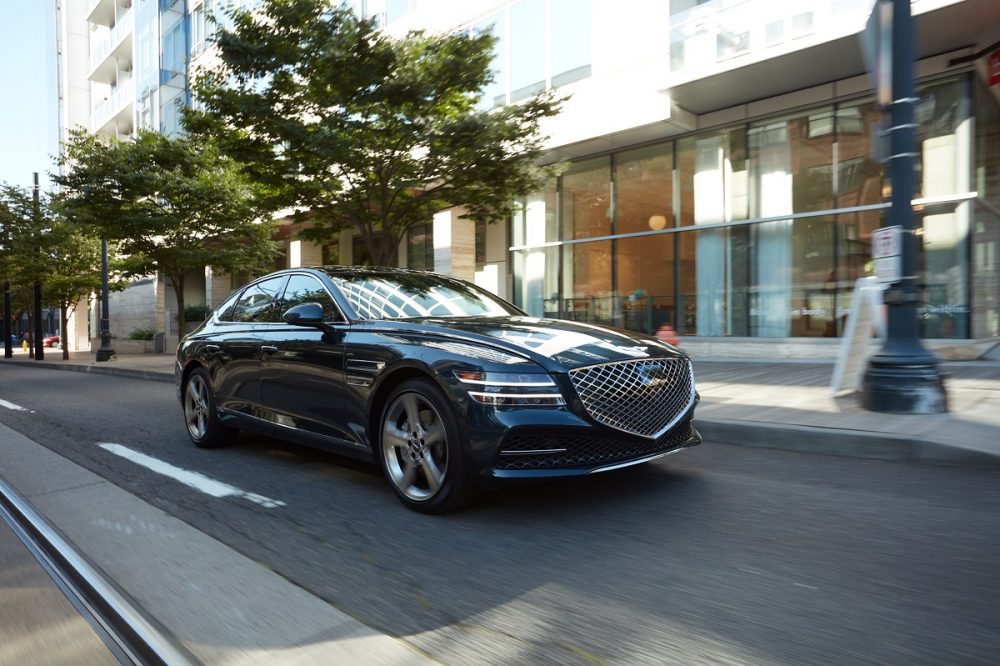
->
xmin=512 ymin=73 xmax=1000 ymax=341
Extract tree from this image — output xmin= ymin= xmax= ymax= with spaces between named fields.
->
xmin=55 ymin=129 xmax=281 ymax=334
xmin=0 ymin=184 xmax=48 ymax=346
xmin=186 ymin=0 xmax=562 ymax=266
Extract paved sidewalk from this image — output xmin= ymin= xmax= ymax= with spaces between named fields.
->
xmin=3 ymin=348 xmax=1000 ymax=467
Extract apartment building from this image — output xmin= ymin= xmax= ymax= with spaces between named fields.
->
xmin=60 ymin=0 xmax=1000 ymax=358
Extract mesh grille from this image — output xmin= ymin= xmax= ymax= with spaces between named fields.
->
xmin=568 ymin=358 xmax=694 ymax=438
xmin=496 ymin=425 xmax=693 ymax=471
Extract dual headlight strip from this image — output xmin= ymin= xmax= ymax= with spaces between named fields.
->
xmin=454 ymin=371 xmax=566 ymax=406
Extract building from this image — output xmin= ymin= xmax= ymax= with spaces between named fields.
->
xmin=60 ymin=0 xmax=1000 ymax=360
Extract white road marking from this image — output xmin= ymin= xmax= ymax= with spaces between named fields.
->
xmin=0 ymin=399 xmax=30 ymax=412
xmin=97 ymin=443 xmax=286 ymax=508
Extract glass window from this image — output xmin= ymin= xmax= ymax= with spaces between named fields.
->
xmin=406 ymin=223 xmax=434 ymax=271
xmin=513 ymin=246 xmax=559 ymax=318
xmin=327 ymin=271 xmax=519 ymax=319
xmin=475 ymin=220 xmax=487 ymax=265
xmin=616 ymin=143 xmax=673 ymax=235
xmin=509 ymin=0 xmax=545 ymax=102
xmin=562 ymin=240 xmax=613 ymax=326
xmin=232 ymin=276 xmax=288 ymax=323
xmin=476 ymin=13 xmax=506 ymax=109
xmin=562 ymin=157 xmax=611 ymax=240
xmin=161 ymin=20 xmax=187 ymax=78
xmin=550 ymin=0 xmax=590 ymax=87
xmin=215 ymin=290 xmax=243 ymax=322
xmin=279 ymin=274 xmax=340 ymax=321
xmin=323 ymin=241 xmax=340 ymax=265
xmin=617 ymin=234 xmax=676 ymax=334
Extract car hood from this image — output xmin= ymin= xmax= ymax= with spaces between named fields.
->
xmin=392 ymin=316 xmax=685 ymax=371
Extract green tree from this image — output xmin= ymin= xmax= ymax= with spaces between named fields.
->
xmin=0 ymin=183 xmax=52 ymax=347
xmin=186 ymin=0 xmax=561 ymax=266
xmin=55 ymin=129 xmax=280 ymax=334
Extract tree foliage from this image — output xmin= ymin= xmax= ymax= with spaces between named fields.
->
xmin=54 ymin=129 xmax=280 ymax=332
xmin=186 ymin=0 xmax=562 ymax=265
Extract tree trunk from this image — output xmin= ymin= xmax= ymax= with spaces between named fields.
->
xmin=61 ymin=305 xmax=69 ymax=360
xmin=173 ymin=276 xmax=186 ymax=340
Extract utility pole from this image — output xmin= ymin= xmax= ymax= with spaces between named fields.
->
xmin=32 ymin=173 xmax=44 ymax=361
xmin=860 ymin=0 xmax=946 ymax=413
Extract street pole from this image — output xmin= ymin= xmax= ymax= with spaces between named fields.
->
xmin=32 ymin=173 xmax=44 ymax=361
xmin=96 ymin=238 xmax=116 ymax=362
xmin=2 ymin=280 xmax=10 ymax=359
xmin=861 ymin=0 xmax=946 ymax=413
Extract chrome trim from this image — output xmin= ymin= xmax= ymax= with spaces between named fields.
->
xmin=346 ymin=359 xmax=385 ymax=373
xmin=498 ymin=448 xmax=568 ymax=456
xmin=467 ymin=391 xmax=566 ymax=402
xmin=346 ymin=375 xmax=373 ymax=387
xmin=456 ymin=378 xmax=556 ymax=387
xmin=587 ymin=446 xmax=686 ymax=474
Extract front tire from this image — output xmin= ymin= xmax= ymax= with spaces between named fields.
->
xmin=378 ymin=378 xmax=477 ymax=513
xmin=183 ymin=367 xmax=235 ymax=448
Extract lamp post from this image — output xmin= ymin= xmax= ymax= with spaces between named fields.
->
xmin=860 ymin=0 xmax=946 ymax=413
xmin=95 ymin=238 xmax=116 ymax=362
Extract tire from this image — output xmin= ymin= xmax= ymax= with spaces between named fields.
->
xmin=183 ymin=367 xmax=236 ymax=448
xmin=378 ymin=378 xmax=478 ymax=513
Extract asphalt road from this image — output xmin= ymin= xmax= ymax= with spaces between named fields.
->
xmin=1 ymin=366 xmax=999 ymax=665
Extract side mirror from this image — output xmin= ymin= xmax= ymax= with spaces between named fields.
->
xmin=283 ymin=302 xmax=325 ymax=326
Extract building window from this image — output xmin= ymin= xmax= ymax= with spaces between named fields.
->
xmin=406 ymin=223 xmax=434 ymax=271
xmin=550 ymin=0 xmax=590 ymax=88
xmin=352 ymin=236 xmax=372 ymax=267
xmin=475 ymin=220 xmax=487 ymax=265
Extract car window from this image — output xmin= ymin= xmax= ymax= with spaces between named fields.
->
xmin=215 ymin=290 xmax=243 ymax=322
xmin=231 ymin=276 xmax=288 ymax=323
xmin=328 ymin=272 xmax=519 ymax=320
xmin=279 ymin=275 xmax=342 ymax=322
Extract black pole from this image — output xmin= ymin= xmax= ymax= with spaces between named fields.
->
xmin=2 ymin=280 xmax=10 ymax=359
xmin=861 ymin=0 xmax=946 ymax=413
xmin=32 ymin=173 xmax=44 ymax=361
xmin=95 ymin=238 xmax=116 ymax=362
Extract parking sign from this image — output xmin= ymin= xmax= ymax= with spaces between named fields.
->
xmin=872 ymin=225 xmax=901 ymax=283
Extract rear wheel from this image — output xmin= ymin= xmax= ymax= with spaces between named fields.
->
xmin=378 ymin=378 xmax=477 ymax=513
xmin=183 ymin=367 xmax=235 ymax=448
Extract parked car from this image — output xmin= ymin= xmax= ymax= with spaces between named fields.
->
xmin=43 ymin=334 xmax=60 ymax=348
xmin=176 ymin=267 xmax=700 ymax=512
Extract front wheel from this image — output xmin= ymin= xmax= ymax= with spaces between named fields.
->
xmin=378 ymin=378 xmax=477 ymax=513
xmin=183 ymin=367 xmax=236 ymax=448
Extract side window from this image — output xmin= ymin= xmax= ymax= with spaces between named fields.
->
xmin=279 ymin=274 xmax=341 ymax=322
xmin=232 ymin=276 xmax=287 ymax=323
xmin=215 ymin=290 xmax=243 ymax=322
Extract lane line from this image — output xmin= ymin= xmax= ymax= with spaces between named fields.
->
xmin=97 ymin=443 xmax=286 ymax=509
xmin=0 ymin=399 xmax=30 ymax=412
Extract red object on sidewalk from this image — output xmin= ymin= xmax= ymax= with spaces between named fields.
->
xmin=655 ymin=324 xmax=679 ymax=347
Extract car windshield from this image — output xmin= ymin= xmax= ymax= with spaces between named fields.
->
xmin=327 ymin=271 xmax=521 ymax=320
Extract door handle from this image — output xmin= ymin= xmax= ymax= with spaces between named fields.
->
xmin=260 ymin=345 xmax=279 ymax=355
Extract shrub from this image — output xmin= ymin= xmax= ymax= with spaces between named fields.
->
xmin=182 ymin=304 xmax=212 ymax=322
xmin=128 ymin=328 xmax=156 ymax=341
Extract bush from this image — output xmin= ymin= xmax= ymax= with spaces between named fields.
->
xmin=182 ymin=304 xmax=212 ymax=322
xmin=128 ymin=328 xmax=156 ymax=341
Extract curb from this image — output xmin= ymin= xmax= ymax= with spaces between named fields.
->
xmin=696 ymin=419 xmax=1000 ymax=469
xmin=1 ymin=358 xmax=174 ymax=384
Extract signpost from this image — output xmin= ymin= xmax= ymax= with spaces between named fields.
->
xmin=858 ymin=0 xmax=946 ymax=413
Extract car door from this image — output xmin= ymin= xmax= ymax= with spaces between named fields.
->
xmin=258 ymin=273 xmax=357 ymax=446
xmin=212 ymin=275 xmax=288 ymax=417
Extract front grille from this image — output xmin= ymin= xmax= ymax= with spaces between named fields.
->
xmin=568 ymin=358 xmax=694 ymax=439
xmin=495 ymin=425 xmax=693 ymax=471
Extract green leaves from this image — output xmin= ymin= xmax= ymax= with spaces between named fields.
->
xmin=53 ymin=129 xmax=281 ymax=331
xmin=188 ymin=0 xmax=561 ymax=265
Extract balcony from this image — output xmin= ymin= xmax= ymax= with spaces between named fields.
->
xmin=666 ymin=0 xmax=1000 ymax=115
xmin=87 ymin=0 xmax=118 ymax=28
xmin=89 ymin=6 xmax=134 ymax=84
xmin=669 ymin=0 xmax=871 ymax=83
xmin=91 ymin=78 xmax=135 ymax=136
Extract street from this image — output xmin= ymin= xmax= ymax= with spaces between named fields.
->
xmin=1 ymin=366 xmax=999 ymax=665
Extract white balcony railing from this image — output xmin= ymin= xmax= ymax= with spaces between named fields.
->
xmin=91 ymin=78 xmax=135 ymax=133
xmin=89 ymin=5 xmax=134 ymax=74
xmin=670 ymin=0 xmax=872 ymax=78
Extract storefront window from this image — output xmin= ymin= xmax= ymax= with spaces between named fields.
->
xmin=617 ymin=234 xmax=675 ymax=334
xmin=561 ymin=157 xmax=611 ymax=240
xmin=511 ymin=184 xmax=558 ymax=317
xmin=561 ymin=240 xmax=613 ymax=326
xmin=615 ymin=143 xmax=673 ymax=235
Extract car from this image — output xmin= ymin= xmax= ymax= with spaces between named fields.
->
xmin=43 ymin=334 xmax=60 ymax=348
xmin=175 ymin=267 xmax=701 ymax=512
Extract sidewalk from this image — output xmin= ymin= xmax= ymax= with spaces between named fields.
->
xmin=3 ymin=347 xmax=1000 ymax=467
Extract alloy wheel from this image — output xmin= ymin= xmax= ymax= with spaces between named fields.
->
xmin=381 ymin=391 xmax=449 ymax=502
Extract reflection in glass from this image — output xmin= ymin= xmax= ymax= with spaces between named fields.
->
xmin=562 ymin=157 xmax=611 ymax=241
xmin=616 ymin=144 xmax=673 ymax=235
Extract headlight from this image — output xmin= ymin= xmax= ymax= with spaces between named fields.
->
xmin=453 ymin=370 xmax=566 ymax=406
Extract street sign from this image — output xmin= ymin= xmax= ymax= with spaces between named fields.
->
xmin=872 ymin=225 xmax=901 ymax=283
